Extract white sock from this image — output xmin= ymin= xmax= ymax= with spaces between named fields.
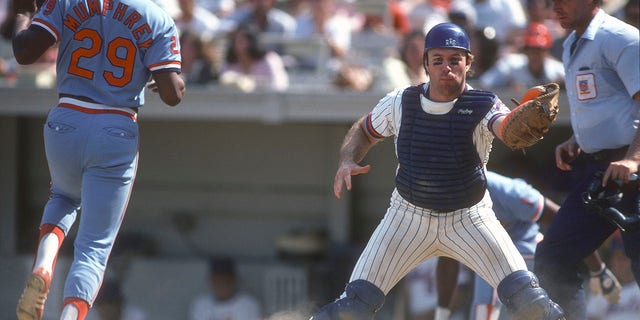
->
xmin=473 ymin=304 xmax=493 ymax=320
xmin=33 ymin=233 xmax=59 ymax=274
xmin=59 ymin=304 xmax=78 ymax=320
xmin=434 ymin=306 xmax=451 ymax=320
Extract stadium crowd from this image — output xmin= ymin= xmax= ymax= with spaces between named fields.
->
xmin=1 ymin=0 xmax=637 ymax=92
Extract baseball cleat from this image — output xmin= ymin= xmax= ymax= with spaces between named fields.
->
xmin=17 ymin=268 xmax=51 ymax=320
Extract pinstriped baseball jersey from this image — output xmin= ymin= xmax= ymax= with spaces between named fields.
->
xmin=31 ymin=0 xmax=181 ymax=108
xmin=344 ymin=83 xmax=527 ymax=295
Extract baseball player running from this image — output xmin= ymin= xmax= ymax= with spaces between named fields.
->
xmin=432 ymin=170 xmax=622 ymax=320
xmin=310 ymin=22 xmax=564 ymax=320
xmin=12 ymin=0 xmax=185 ymax=318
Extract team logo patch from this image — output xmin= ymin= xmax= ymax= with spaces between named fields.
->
xmin=576 ymin=73 xmax=597 ymax=101
xmin=445 ymin=38 xmax=457 ymax=47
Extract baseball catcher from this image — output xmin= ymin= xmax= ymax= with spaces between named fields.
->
xmin=500 ymin=83 xmax=560 ymax=150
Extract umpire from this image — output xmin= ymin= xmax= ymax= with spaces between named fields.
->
xmin=534 ymin=0 xmax=640 ymax=319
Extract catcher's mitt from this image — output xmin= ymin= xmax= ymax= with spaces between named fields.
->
xmin=499 ymin=83 xmax=560 ymax=150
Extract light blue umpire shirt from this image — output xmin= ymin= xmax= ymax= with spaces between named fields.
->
xmin=562 ymin=9 xmax=640 ymax=154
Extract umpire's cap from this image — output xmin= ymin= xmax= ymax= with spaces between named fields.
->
xmin=424 ymin=22 xmax=471 ymax=53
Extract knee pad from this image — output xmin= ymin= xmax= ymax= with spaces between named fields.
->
xmin=311 ymin=280 xmax=385 ymax=320
xmin=497 ymin=270 xmax=565 ymax=320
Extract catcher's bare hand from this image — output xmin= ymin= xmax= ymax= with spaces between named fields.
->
xmin=555 ymin=137 xmax=580 ymax=171
xmin=334 ymin=162 xmax=371 ymax=199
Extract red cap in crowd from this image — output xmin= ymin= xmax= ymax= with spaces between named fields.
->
xmin=524 ymin=23 xmax=553 ymax=49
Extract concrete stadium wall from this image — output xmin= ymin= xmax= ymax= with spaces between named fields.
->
xmin=0 ymin=86 xmax=573 ymax=319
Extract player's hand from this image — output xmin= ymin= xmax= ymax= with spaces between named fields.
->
xmin=333 ymin=162 xmax=371 ymax=199
xmin=555 ymin=137 xmax=580 ymax=171
xmin=603 ymin=158 xmax=639 ymax=187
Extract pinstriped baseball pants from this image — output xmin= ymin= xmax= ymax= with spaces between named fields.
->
xmin=346 ymin=189 xmax=527 ymax=295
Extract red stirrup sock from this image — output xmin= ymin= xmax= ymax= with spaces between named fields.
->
xmin=36 ymin=224 xmax=65 ymax=271
xmin=62 ymin=297 xmax=89 ymax=320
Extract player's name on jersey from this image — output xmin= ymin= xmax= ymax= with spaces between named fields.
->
xmin=45 ymin=0 xmax=154 ymax=48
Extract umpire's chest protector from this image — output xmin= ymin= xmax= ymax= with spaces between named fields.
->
xmin=395 ymin=85 xmax=496 ymax=211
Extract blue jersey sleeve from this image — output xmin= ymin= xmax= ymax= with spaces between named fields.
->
xmin=144 ymin=10 xmax=181 ymax=74
xmin=31 ymin=0 xmax=64 ymax=42
xmin=486 ymin=171 xmax=544 ymax=223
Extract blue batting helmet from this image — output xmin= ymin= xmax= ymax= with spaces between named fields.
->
xmin=424 ymin=23 xmax=471 ymax=53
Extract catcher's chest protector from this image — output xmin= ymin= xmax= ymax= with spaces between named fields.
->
xmin=395 ymin=86 xmax=495 ymax=210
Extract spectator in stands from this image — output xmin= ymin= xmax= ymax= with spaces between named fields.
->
xmin=388 ymin=0 xmax=412 ymax=36
xmin=197 ymin=0 xmax=236 ymax=18
xmin=525 ymin=0 xmax=564 ymax=40
xmin=472 ymin=0 xmax=528 ymax=55
xmin=293 ymin=0 xmax=352 ymax=63
xmin=188 ymin=256 xmax=262 ymax=320
xmin=405 ymin=0 xmax=451 ymax=35
xmin=448 ymin=0 xmax=477 ymax=33
xmin=219 ymin=25 xmax=290 ymax=92
xmin=285 ymin=0 xmax=310 ymax=19
xmin=87 ymin=278 xmax=147 ymax=320
xmin=0 ymin=55 xmax=17 ymax=86
xmin=445 ymin=1 xmax=499 ymax=79
xmin=174 ymin=0 xmax=222 ymax=41
xmin=180 ymin=31 xmax=221 ymax=85
xmin=331 ymin=63 xmax=374 ymax=92
xmin=380 ymin=29 xmax=429 ymax=91
xmin=478 ymin=22 xmax=564 ymax=92
xmin=525 ymin=0 xmax=566 ymax=61
xmin=222 ymin=0 xmax=296 ymax=36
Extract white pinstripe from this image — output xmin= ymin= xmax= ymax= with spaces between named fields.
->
xmin=348 ymin=190 xmax=526 ymax=295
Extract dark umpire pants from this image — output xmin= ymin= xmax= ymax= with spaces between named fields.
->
xmin=534 ymin=146 xmax=640 ymax=320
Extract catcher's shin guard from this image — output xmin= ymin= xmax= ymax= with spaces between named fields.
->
xmin=310 ymin=280 xmax=385 ymax=320
xmin=497 ymin=270 xmax=565 ymax=320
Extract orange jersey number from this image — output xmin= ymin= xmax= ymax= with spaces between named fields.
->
xmin=68 ymin=28 xmax=138 ymax=87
